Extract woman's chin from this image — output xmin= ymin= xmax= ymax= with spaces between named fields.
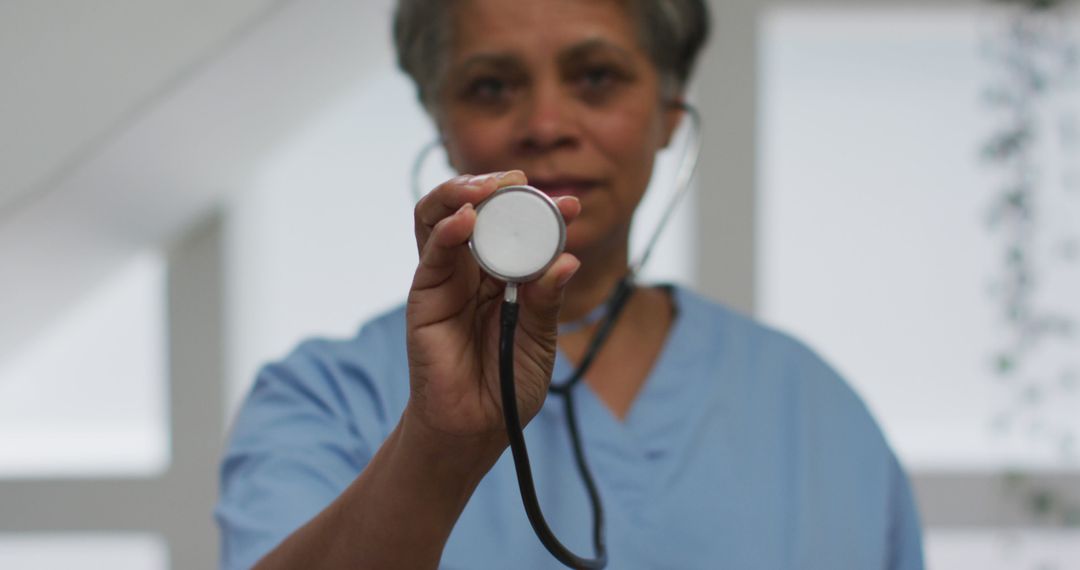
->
xmin=563 ymin=224 xmax=595 ymax=253
xmin=563 ymin=223 xmax=623 ymax=262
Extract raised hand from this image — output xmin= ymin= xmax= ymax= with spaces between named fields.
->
xmin=404 ymin=171 xmax=581 ymax=456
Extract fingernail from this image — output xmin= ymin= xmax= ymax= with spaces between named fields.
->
xmin=457 ymin=202 xmax=474 ymax=216
xmin=496 ymin=170 xmax=521 ymax=182
xmin=465 ymin=174 xmax=491 ymax=187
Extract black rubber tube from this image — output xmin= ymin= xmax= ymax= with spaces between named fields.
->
xmin=499 ymin=300 xmax=608 ymax=569
xmin=549 ymin=276 xmax=635 ymax=396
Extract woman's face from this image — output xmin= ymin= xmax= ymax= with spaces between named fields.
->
xmin=436 ymin=0 xmax=681 ymax=258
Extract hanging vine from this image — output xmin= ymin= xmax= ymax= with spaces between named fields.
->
xmin=981 ymin=0 xmax=1080 ymax=541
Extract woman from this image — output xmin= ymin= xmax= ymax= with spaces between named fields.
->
xmin=216 ymin=1 xmax=925 ymax=568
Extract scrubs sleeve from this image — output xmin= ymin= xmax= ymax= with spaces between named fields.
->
xmin=887 ymin=451 xmax=925 ymax=570
xmin=214 ymin=340 xmax=381 ymax=570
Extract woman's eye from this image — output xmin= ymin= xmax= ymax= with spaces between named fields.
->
xmin=465 ymin=77 xmax=510 ymax=102
xmin=575 ymin=65 xmax=627 ymax=101
xmin=583 ymin=67 xmax=617 ymax=86
xmin=581 ymin=67 xmax=617 ymax=88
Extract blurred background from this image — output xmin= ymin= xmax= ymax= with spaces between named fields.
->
xmin=1 ymin=0 xmax=1078 ymax=568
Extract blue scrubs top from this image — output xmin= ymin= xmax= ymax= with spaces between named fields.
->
xmin=216 ymin=285 xmax=924 ymax=569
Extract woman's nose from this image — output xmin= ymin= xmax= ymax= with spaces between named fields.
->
xmin=517 ymin=83 xmax=579 ymax=154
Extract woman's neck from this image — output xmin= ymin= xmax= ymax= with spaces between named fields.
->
xmin=559 ymin=240 xmax=631 ymax=324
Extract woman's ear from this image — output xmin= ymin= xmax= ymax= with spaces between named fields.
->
xmin=660 ymin=97 xmax=687 ymax=149
xmin=440 ymin=133 xmax=460 ymax=174
xmin=431 ymin=118 xmax=456 ymax=172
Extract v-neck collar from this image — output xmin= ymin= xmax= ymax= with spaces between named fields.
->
xmin=545 ymin=285 xmax=714 ymax=454
xmin=541 ymin=285 xmax=718 ymax=520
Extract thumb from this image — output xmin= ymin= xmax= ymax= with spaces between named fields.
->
xmin=517 ymin=254 xmax=581 ymax=341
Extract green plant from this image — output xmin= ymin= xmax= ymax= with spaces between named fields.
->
xmin=981 ymin=0 xmax=1080 ymax=562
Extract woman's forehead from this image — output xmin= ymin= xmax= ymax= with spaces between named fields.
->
xmin=449 ymin=0 xmax=642 ymax=63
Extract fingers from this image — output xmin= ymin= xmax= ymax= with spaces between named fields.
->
xmin=408 ymin=202 xmax=481 ymax=328
xmin=409 ymin=170 xmax=579 ymax=330
xmin=414 ymin=170 xmax=528 ymax=255
xmin=412 ymin=203 xmax=476 ymax=292
xmin=554 ymin=196 xmax=581 ymax=226
xmin=517 ymin=253 xmax=581 ymax=340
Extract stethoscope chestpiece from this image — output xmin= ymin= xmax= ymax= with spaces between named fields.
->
xmin=469 ymin=185 xmax=566 ymax=284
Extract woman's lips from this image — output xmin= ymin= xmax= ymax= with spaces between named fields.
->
xmin=530 ymin=179 xmax=599 ymax=199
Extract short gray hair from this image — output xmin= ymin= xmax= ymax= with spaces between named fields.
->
xmin=392 ymin=0 xmax=711 ymax=111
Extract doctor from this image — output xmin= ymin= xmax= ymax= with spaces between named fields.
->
xmin=216 ymin=1 xmax=925 ymax=568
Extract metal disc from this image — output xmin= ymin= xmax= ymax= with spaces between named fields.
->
xmin=469 ymin=185 xmax=566 ymax=283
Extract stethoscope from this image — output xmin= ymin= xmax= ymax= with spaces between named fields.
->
xmin=410 ymin=102 xmax=702 ymax=569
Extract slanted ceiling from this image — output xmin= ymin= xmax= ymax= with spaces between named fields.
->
xmin=0 ymin=0 xmax=395 ymax=366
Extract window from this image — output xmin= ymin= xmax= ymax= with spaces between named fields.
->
xmin=0 ymin=533 xmax=167 ymax=570
xmin=926 ymin=529 xmax=1080 ymax=569
xmin=759 ymin=7 xmax=1080 ymax=471
xmin=0 ymin=253 xmax=168 ymax=478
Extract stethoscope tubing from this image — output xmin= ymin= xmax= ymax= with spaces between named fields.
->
xmin=408 ymin=102 xmax=703 ymax=569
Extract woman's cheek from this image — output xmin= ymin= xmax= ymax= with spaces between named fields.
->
xmin=601 ymin=120 xmax=658 ymax=190
xmin=598 ymin=106 xmax=657 ymax=157
xmin=445 ymin=136 xmax=499 ymax=174
xmin=441 ymin=113 xmax=501 ymax=171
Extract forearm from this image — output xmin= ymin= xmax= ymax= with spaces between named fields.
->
xmin=253 ymin=408 xmax=505 ymax=570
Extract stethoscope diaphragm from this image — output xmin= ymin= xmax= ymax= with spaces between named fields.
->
xmin=469 ymin=185 xmax=566 ymax=283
